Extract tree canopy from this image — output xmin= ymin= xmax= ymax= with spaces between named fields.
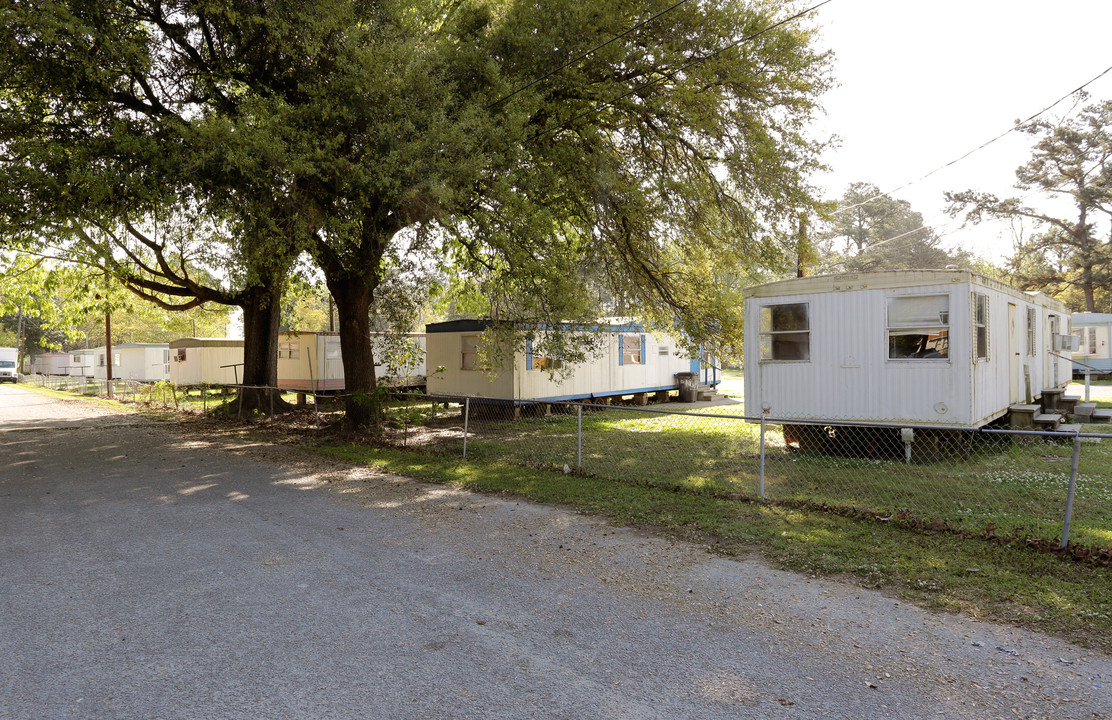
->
xmin=1 ymin=0 xmax=834 ymax=426
xmin=816 ymin=182 xmax=971 ymax=273
xmin=947 ymin=96 xmax=1112 ymax=312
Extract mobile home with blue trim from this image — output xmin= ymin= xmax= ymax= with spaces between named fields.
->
xmin=424 ymin=319 xmax=717 ymax=403
xmin=1071 ymin=313 xmax=1112 ymax=375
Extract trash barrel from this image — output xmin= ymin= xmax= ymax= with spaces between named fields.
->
xmin=675 ymin=371 xmax=699 ymax=403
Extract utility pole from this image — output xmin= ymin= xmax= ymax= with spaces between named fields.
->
xmin=105 ymin=312 xmax=113 ymax=399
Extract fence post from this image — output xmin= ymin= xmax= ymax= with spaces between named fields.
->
xmin=759 ymin=414 xmax=767 ymax=501
xmin=577 ymin=404 xmax=583 ymax=470
xmin=1085 ymin=369 xmax=1092 ymax=402
xmin=1061 ymin=430 xmax=1083 ymax=549
xmin=462 ymin=397 xmax=470 ymax=459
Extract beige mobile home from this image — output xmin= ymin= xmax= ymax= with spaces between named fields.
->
xmin=276 ymin=331 xmax=426 ymax=391
xmin=744 ymin=270 xmax=1071 ymax=427
xmin=424 ymin=319 xmax=715 ymax=403
xmin=277 ymin=331 xmax=345 ymax=391
xmin=169 ymin=338 xmax=245 ymax=386
xmin=92 ymin=343 xmax=170 ymax=382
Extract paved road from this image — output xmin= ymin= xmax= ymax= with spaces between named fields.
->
xmin=1 ymin=385 xmax=1109 ymax=719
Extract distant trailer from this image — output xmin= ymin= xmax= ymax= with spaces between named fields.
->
xmin=424 ymin=319 xmax=716 ymax=404
xmin=66 ymin=349 xmax=96 ymax=378
xmin=91 ymin=343 xmax=170 ymax=383
xmin=744 ymin=269 xmax=1072 ymax=428
xmin=276 ymin=331 xmax=426 ymax=392
xmin=169 ymin=338 xmax=245 ymax=386
xmin=1071 ymin=312 xmax=1112 ymax=375
xmin=30 ymin=353 xmax=69 ymax=376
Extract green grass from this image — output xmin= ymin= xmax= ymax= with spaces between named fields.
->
xmin=406 ymin=404 xmax=1112 ymax=550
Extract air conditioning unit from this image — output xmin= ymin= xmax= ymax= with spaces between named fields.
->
xmin=1054 ymin=334 xmax=1080 ymax=352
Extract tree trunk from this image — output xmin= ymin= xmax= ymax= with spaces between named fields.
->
xmin=235 ymin=281 xmax=292 ymax=415
xmin=328 ymin=274 xmax=381 ymax=429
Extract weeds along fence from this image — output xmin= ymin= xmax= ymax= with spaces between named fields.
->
xmin=392 ymin=393 xmax=1112 ymax=554
xmin=23 ymin=375 xmax=341 ymax=416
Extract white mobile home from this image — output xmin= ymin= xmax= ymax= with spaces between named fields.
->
xmin=91 ymin=343 xmax=170 ymax=382
xmin=67 ymin=349 xmax=96 ymax=378
xmin=276 ymin=331 xmax=427 ymax=391
xmin=169 ymin=338 xmax=245 ymax=386
xmin=743 ymin=270 xmax=1071 ymax=428
xmin=1071 ymin=313 xmax=1112 ymax=375
xmin=424 ymin=319 xmax=716 ymax=403
xmin=30 ymin=353 xmax=69 ymax=376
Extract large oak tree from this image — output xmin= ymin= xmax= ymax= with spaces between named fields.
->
xmin=2 ymin=0 xmax=833 ymax=427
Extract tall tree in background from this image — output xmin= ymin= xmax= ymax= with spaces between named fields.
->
xmin=817 ymin=182 xmax=968 ymax=272
xmin=947 ymin=96 xmax=1112 ymax=312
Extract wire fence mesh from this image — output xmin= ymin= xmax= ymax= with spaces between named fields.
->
xmin=389 ymin=392 xmax=1112 ymax=554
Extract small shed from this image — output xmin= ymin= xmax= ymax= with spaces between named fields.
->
xmin=1071 ymin=312 xmax=1112 ymax=375
xmin=30 ymin=353 xmax=69 ymax=376
xmin=66 ymin=349 xmax=96 ymax=378
xmin=276 ymin=331 xmax=427 ymax=392
xmin=169 ymin=338 xmax=245 ymax=386
xmin=424 ymin=319 xmax=716 ymax=404
xmin=743 ymin=270 xmax=1072 ymax=428
xmin=91 ymin=343 xmax=170 ymax=382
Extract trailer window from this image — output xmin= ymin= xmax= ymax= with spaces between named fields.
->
xmin=759 ymin=303 xmax=810 ymax=361
xmin=461 ymin=335 xmax=480 ymax=370
xmin=279 ymin=341 xmax=299 ymax=359
xmin=973 ymin=293 xmax=988 ymax=360
xmin=887 ymin=295 xmax=949 ymax=359
xmin=620 ymin=334 xmax=643 ymax=365
xmin=1027 ymin=308 xmax=1037 ymax=356
xmin=1075 ymin=327 xmax=1097 ymax=356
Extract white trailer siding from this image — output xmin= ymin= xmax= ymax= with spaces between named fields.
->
xmin=67 ymin=350 xmax=95 ymax=378
xmin=744 ymin=271 xmax=1068 ymax=427
xmin=426 ymin=321 xmax=707 ymax=401
xmin=1072 ymin=313 xmax=1112 ymax=374
xmin=370 ymin=333 xmax=426 ymax=386
xmin=31 ymin=353 xmax=69 ymax=375
xmin=169 ymin=338 xmax=245 ymax=386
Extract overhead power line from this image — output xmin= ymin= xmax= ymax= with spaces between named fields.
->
xmin=527 ymin=0 xmax=834 ymax=144
xmin=487 ymin=0 xmax=696 ymax=110
xmin=832 ymin=61 xmax=1112 ymax=216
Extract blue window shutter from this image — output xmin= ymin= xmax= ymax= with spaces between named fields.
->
xmin=640 ymin=335 xmax=646 ymax=364
xmin=691 ymin=344 xmax=701 ymax=373
xmin=618 ymin=335 xmax=624 ymax=366
xmin=526 ymin=339 xmax=533 ymax=370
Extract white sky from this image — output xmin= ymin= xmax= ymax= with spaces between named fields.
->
xmin=809 ymin=0 xmax=1112 ymax=263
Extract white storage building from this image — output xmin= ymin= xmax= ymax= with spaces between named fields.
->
xmin=743 ymin=270 xmax=1072 ymax=428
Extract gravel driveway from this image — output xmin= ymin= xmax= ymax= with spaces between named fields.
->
xmin=1 ymin=385 xmax=1108 ymax=719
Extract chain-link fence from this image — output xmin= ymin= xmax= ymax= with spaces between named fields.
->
xmin=389 ymin=392 xmax=1112 ymax=554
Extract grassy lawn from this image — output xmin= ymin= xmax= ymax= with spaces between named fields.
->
xmin=402 ymin=401 xmax=1112 ymax=551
